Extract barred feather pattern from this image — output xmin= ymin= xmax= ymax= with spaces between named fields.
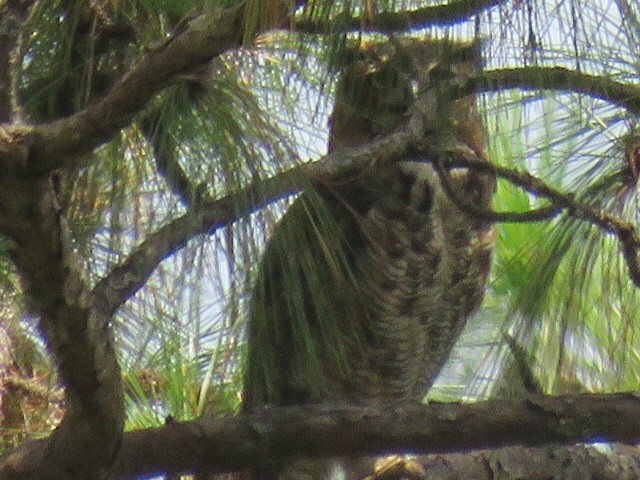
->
xmin=344 ymin=160 xmax=494 ymax=405
xmin=241 ymin=38 xmax=495 ymax=479
xmin=242 ymin=159 xmax=494 ymax=480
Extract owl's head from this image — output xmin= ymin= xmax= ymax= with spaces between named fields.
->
xmin=328 ymin=36 xmax=484 ymax=152
xmin=394 ymin=37 xmax=483 ymax=86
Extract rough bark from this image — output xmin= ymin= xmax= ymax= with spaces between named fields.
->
xmin=104 ymin=394 xmax=640 ymax=478
xmin=0 ymin=176 xmax=123 ymax=479
xmin=410 ymin=444 xmax=640 ymax=480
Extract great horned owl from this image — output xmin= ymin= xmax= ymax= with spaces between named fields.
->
xmin=242 ymin=37 xmax=495 ymax=479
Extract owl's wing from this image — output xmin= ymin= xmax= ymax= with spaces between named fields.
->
xmin=242 ymin=170 xmax=386 ymax=410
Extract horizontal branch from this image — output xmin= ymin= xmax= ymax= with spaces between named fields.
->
xmin=5 ymin=391 xmax=639 ymax=479
xmin=107 ymin=393 xmax=640 ymax=478
xmin=477 ymin=67 xmax=640 ymax=113
xmin=295 ymin=0 xmax=506 ymax=34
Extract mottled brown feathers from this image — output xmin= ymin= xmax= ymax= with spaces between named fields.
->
xmin=242 ymin=36 xmax=495 ymax=480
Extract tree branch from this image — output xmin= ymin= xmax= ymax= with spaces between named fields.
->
xmin=435 ymin=148 xmax=640 ymax=287
xmin=106 ymin=394 xmax=640 ymax=477
xmin=0 ymin=0 xmax=33 ymax=122
xmin=476 ymin=67 xmax=640 ymax=113
xmin=94 ymin=128 xmax=413 ymax=314
xmin=434 ymin=154 xmax=564 ymax=223
xmin=5 ymin=394 xmax=639 ymax=478
xmin=295 ymin=0 xmax=507 ymax=34
xmin=19 ymin=5 xmax=245 ymax=175
xmin=0 ymin=176 xmax=123 ymax=480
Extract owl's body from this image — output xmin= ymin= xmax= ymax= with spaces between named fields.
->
xmin=242 ymin=38 xmax=494 ymax=479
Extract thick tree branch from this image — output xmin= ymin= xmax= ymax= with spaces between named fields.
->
xmin=295 ymin=0 xmax=506 ymax=34
xmin=106 ymin=394 xmax=640 ymax=478
xmin=13 ymin=5 xmax=244 ymax=175
xmin=94 ymin=129 xmax=413 ymax=314
xmin=0 ymin=177 xmax=123 ymax=480
xmin=5 ymin=394 xmax=639 ymax=479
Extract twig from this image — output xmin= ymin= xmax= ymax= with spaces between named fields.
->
xmin=433 ymin=153 xmax=563 ymax=223
xmin=0 ymin=0 xmax=34 ymax=121
xmin=434 ymin=148 xmax=640 ymax=287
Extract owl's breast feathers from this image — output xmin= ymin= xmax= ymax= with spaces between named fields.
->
xmin=243 ymin=38 xmax=495 ymax=411
xmin=318 ymin=157 xmax=494 ymax=403
xmin=244 ymin=157 xmax=494 ymax=409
